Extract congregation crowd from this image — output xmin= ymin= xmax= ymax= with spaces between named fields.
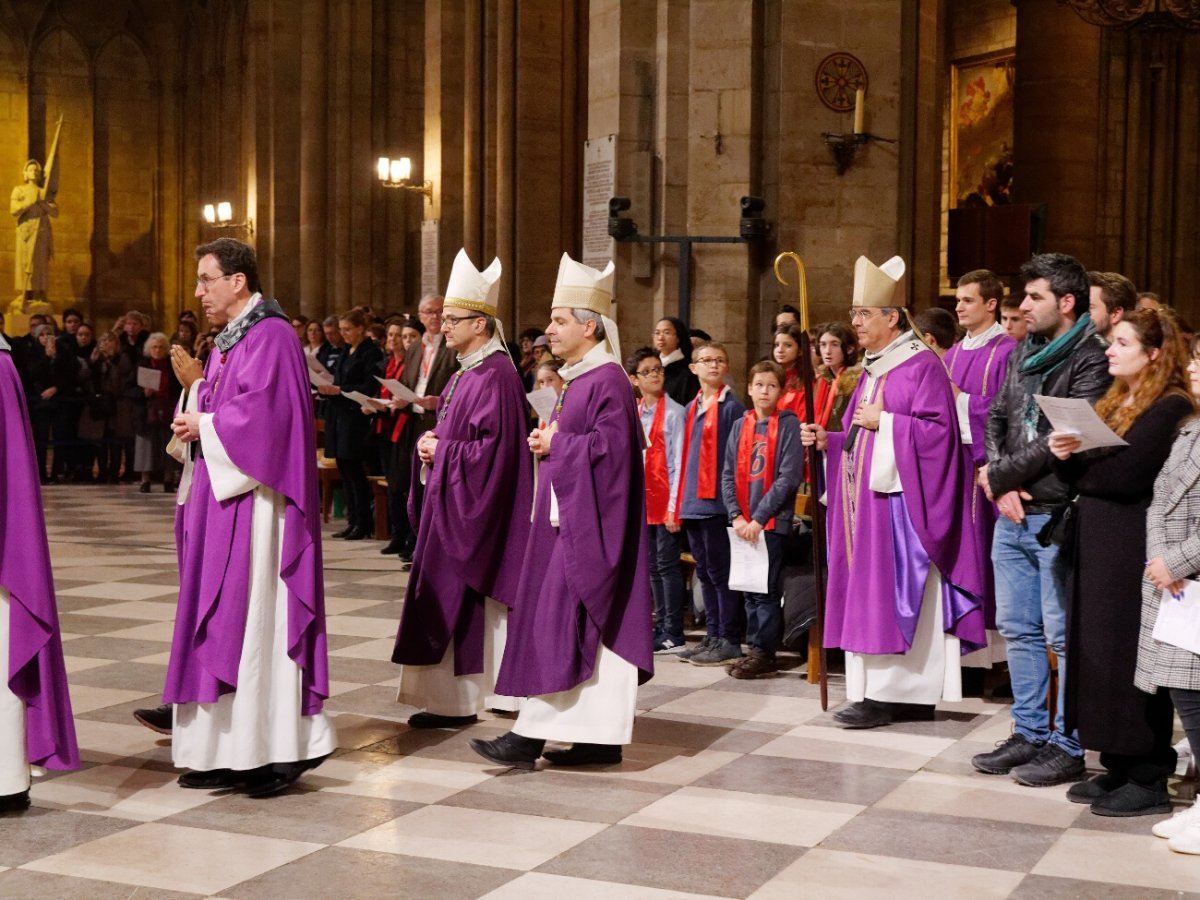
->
xmin=8 ymin=239 xmax=1200 ymax=859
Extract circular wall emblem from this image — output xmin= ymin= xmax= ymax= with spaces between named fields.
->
xmin=815 ymin=52 xmax=868 ymax=112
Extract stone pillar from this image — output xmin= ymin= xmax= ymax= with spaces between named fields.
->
xmin=425 ymin=0 xmax=465 ymax=296
xmin=494 ymin=0 xmax=515 ymax=323
xmin=299 ymin=0 xmax=328 ymax=320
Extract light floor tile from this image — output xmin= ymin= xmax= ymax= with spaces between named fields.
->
xmin=52 ymin=554 xmax=177 ymax=569
xmin=338 ymin=805 xmax=606 ymax=870
xmin=63 ymin=656 xmax=118 ymax=674
xmin=748 ymin=849 xmax=1024 ymax=899
xmin=559 ymin=747 xmax=743 ymax=787
xmin=352 ymin=572 xmax=411 ymax=588
xmin=94 ymin=621 xmax=179 ymax=642
xmin=30 ymin=764 xmax=219 ymax=822
xmin=967 ymin=708 xmax=1018 ymax=743
xmin=23 ymin=822 xmax=321 ymax=895
xmin=326 ymin=615 xmax=402 ymax=638
xmin=72 ymin=601 xmax=178 ymax=621
xmin=311 ymin=753 xmax=492 ymax=804
xmin=644 ymin=662 xmax=738 ymax=689
xmin=324 ymin=596 xmax=385 ymax=615
xmin=329 ymin=638 xmax=397 ymax=661
xmin=936 ymin=696 xmax=1007 ymax=715
xmin=1031 ymin=830 xmax=1200 ymax=892
xmin=52 ymin=566 xmax=162 ymax=582
xmin=874 ymin=771 xmax=1081 ymax=828
xmin=482 ymin=872 xmax=733 ymax=900
xmin=751 ymin=734 xmax=936 ymax=771
xmin=73 ymin=719 xmax=168 ymax=762
xmin=654 ymin=689 xmax=825 ymax=726
xmin=57 ymin=583 xmax=177 ymax=601
xmin=770 ymin=725 xmax=956 ymax=758
xmin=130 ymin=650 xmax=174 ymax=665
xmin=621 ymin=785 xmax=863 ymax=847
xmin=66 ymin=685 xmax=157 ymax=715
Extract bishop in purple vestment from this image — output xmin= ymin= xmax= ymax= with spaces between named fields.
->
xmin=471 ymin=254 xmax=653 ymax=770
xmin=392 ymin=250 xmax=533 ymax=728
xmin=163 ymin=239 xmax=335 ymax=796
xmin=0 ymin=334 xmax=77 ymax=812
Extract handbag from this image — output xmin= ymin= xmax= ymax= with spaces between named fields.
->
xmin=1036 ymin=496 xmax=1078 ymax=550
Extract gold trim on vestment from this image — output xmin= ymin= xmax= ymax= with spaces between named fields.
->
xmin=444 ymin=296 xmax=497 ymax=317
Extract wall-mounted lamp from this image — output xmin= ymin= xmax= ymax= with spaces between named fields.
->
xmin=820 ymin=89 xmax=897 ymax=176
xmin=377 ymin=156 xmax=432 ymax=203
xmin=202 ymin=201 xmax=254 ymax=235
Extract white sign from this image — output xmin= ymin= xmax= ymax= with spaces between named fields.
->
xmin=582 ymin=135 xmax=616 ymax=269
xmin=421 ymin=219 xmax=439 ymax=297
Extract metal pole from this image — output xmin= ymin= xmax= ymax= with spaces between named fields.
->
xmin=678 ymin=238 xmax=691 ymax=325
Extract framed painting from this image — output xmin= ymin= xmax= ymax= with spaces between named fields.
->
xmin=950 ymin=50 xmax=1015 ymax=209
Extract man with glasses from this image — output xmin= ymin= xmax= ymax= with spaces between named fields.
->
xmin=392 ymin=250 xmax=532 ymax=728
xmin=159 ymin=237 xmax=336 ymax=797
xmin=801 ymin=255 xmax=988 ymax=729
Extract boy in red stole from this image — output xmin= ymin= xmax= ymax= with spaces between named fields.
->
xmin=721 ymin=361 xmax=804 ymax=678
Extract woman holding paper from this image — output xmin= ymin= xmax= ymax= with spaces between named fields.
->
xmin=1135 ymin=331 xmax=1200 ymax=852
xmin=1048 ymin=308 xmax=1193 ymax=817
xmin=318 ymin=309 xmax=384 ymax=540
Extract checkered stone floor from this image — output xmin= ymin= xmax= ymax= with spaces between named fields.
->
xmin=5 ymin=484 xmax=1200 ymax=898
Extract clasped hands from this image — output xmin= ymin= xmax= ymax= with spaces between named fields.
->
xmin=416 ymin=430 xmax=439 ymax=464
xmin=732 ymin=515 xmax=763 ymax=545
xmin=528 ymin=421 xmax=558 ymax=457
xmin=170 ymin=344 xmax=204 ymax=391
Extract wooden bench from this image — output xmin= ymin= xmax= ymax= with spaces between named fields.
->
xmin=369 ymin=476 xmax=389 ymax=540
xmin=317 ymin=456 xmax=339 ymax=523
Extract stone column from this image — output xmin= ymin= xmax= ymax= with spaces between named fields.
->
xmin=424 ymin=0 xmax=465 ymax=296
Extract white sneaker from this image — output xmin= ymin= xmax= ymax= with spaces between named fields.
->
xmin=1168 ymin=822 xmax=1200 ymax=854
xmin=1152 ymin=801 xmax=1200 ymax=839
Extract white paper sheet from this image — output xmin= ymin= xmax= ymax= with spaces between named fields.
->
xmin=342 ymin=390 xmax=389 ymax=412
xmin=1153 ymin=578 xmax=1200 ymax=655
xmin=309 ymin=368 xmax=334 ymax=387
xmin=137 ymin=366 xmax=164 ymax=391
xmin=727 ymin=527 xmax=769 ymax=594
xmin=1034 ymin=395 xmax=1129 ymax=452
xmin=307 ymin=354 xmax=331 ymax=376
xmin=374 ymin=376 xmax=421 ymax=404
xmin=526 ymin=387 xmax=558 ymax=424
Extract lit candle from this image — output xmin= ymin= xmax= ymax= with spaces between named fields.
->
xmin=853 ymin=88 xmax=865 ymax=135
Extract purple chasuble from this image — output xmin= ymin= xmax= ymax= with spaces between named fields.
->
xmin=496 ymin=361 xmax=654 ymax=697
xmin=0 ymin=348 xmax=78 ymax=771
xmin=163 ymin=314 xmax=330 ymax=715
xmin=393 ymin=350 xmax=534 ymax=674
xmin=945 ymin=331 xmax=1015 ymax=629
xmin=824 ymin=347 xmax=987 ymax=655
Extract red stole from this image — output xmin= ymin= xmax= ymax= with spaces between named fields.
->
xmin=675 ymin=389 xmax=721 ymax=515
xmin=736 ymin=410 xmax=779 ymax=530
xmin=813 ymin=371 xmax=839 ymax=428
xmin=641 ymin=398 xmax=670 ymax=524
xmin=377 ymin=356 xmax=408 ymax=442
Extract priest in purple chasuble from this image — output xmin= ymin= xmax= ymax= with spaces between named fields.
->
xmin=163 ymin=238 xmax=336 ymax=797
xmin=802 ymin=255 xmax=988 ymax=731
xmin=392 ymin=249 xmax=533 ymax=728
xmin=945 ymin=269 xmax=1016 ymax=667
xmin=471 ymin=253 xmax=654 ymax=770
xmin=0 ymin=333 xmax=78 ymax=813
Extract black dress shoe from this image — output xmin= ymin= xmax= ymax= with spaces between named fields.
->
xmin=343 ymin=527 xmax=368 ymax=541
xmin=408 ymin=711 xmax=479 ymax=729
xmin=138 ymin=481 xmax=151 ymax=493
xmin=331 ymin=526 xmax=354 ymax=538
xmin=133 ymin=704 xmax=173 ymax=735
xmin=244 ymin=754 xmax=331 ymax=799
xmin=178 ymin=769 xmax=239 ymax=789
xmin=397 ymin=551 xmax=413 ymax=565
xmin=380 ymin=540 xmax=404 ymax=555
xmin=469 ymin=732 xmax=545 ymax=770
xmin=833 ymin=699 xmax=894 ymax=729
xmin=542 ymin=743 xmax=623 ymax=767
xmin=1067 ymin=771 xmax=1127 ymax=804
xmin=0 ymin=790 xmax=30 ymax=813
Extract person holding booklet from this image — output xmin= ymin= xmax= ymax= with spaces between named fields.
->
xmin=720 ymin=360 xmax=802 ymax=679
xmin=1047 ymin=308 xmax=1194 ymax=817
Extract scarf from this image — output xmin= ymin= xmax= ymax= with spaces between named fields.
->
xmin=214 ymin=295 xmax=289 ymax=352
xmin=377 ymin=355 xmax=408 ymax=442
xmin=641 ymin=398 xmax=670 ymax=525
xmin=1018 ymin=313 xmax=1095 ymax=439
xmin=675 ymin=388 xmax=722 ymax=513
xmin=736 ymin=410 xmax=778 ymax=530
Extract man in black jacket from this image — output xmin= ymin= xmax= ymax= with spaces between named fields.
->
xmin=974 ymin=253 xmax=1112 ymax=787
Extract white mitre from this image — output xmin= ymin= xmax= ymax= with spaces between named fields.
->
xmin=551 ymin=253 xmax=620 ymax=361
xmin=444 ymin=248 xmax=502 ymax=317
xmin=852 ymin=254 xmax=906 ymax=309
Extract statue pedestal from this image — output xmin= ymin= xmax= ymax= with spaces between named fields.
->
xmin=3 ymin=312 xmax=61 ymax=336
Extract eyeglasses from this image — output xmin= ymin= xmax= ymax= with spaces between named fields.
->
xmin=196 ymin=273 xmax=233 ymax=290
xmin=652 ymin=329 xmax=676 ymax=338
xmin=694 ymin=357 xmax=727 ymax=367
xmin=848 ymin=308 xmax=882 ymax=321
xmin=636 ymin=366 xmax=664 ymax=377
xmin=440 ymin=314 xmax=483 ymax=327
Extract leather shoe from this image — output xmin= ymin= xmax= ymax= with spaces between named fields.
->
xmin=178 ymin=769 xmax=239 ymax=789
xmin=469 ymin=732 xmax=545 ymax=770
xmin=408 ymin=711 xmax=479 ymax=729
xmin=331 ymin=526 xmax=354 ymax=538
xmin=343 ymin=527 xmax=368 ymax=541
xmin=542 ymin=743 xmax=622 ymax=767
xmin=380 ymin=540 xmax=404 ymax=555
xmin=133 ymin=704 xmax=173 ymax=735
xmin=244 ymin=755 xmax=331 ymax=799
xmin=0 ymin=789 xmax=30 ymax=813
xmin=833 ymin=699 xmax=893 ymax=728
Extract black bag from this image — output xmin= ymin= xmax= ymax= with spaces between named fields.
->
xmin=86 ymin=392 xmax=115 ymax=419
xmin=780 ymin=522 xmax=817 ymax=652
xmin=1035 ymin=497 xmax=1077 ymax=550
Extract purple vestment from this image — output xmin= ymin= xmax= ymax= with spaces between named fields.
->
xmin=496 ymin=361 xmax=654 ymax=696
xmin=163 ymin=315 xmax=330 ymax=715
xmin=824 ymin=346 xmax=987 ymax=655
xmin=392 ymin=350 xmax=534 ymax=673
xmin=0 ymin=347 xmax=78 ymax=771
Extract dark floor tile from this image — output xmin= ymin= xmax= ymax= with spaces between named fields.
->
xmin=441 ymin=770 xmax=674 ymax=824
xmin=0 ymin=869 xmax=201 ymax=899
xmin=160 ymin=787 xmax=420 ymax=844
xmin=327 ymin=656 xmax=403 ymax=686
xmin=324 ymin=685 xmax=411 ymax=720
xmin=1010 ymin=874 xmax=1200 ymax=900
xmin=119 ymin=571 xmax=185 ymax=586
xmin=693 ymin=754 xmax=909 ymax=805
xmin=634 ymin=684 xmax=694 ymax=710
xmin=538 ymin=824 xmax=804 ymax=896
xmin=58 ymin=635 xmax=172 ymax=661
xmin=67 ymin=661 xmax=168 ymax=692
xmin=0 ymin=808 xmax=138 ymax=867
xmin=77 ymin=695 xmax=170 ymax=726
xmin=631 ymin=712 xmax=784 ymax=754
xmin=324 ymin=633 xmax=384 ymax=652
xmin=821 ymin=807 xmax=1062 ymax=872
xmin=340 ymin=600 xmax=404 ymax=619
xmin=56 ymin=613 xmax=153 ymax=635
xmin=223 ymin=847 xmax=519 ymax=900
xmin=54 ymin=596 xmax=128 ymax=613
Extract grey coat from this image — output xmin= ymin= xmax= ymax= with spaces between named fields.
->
xmin=1135 ymin=418 xmax=1200 ymax=693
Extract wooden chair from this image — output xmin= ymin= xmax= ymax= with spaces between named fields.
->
xmin=369 ymin=476 xmax=389 ymax=540
xmin=317 ymin=454 xmax=339 ymax=523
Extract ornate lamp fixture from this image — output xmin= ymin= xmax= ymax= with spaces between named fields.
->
xmin=1061 ymin=0 xmax=1200 ymax=30
xmin=376 ymin=156 xmax=432 ymax=202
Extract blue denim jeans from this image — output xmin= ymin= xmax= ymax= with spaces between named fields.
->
xmin=648 ymin=523 xmax=685 ymax=641
xmin=743 ymin=531 xmax=784 ymax=655
xmin=684 ymin=516 xmax=740 ymax=642
xmin=991 ymin=514 xmax=1081 ymax=756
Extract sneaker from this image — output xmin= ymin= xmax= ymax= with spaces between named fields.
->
xmin=1090 ymin=780 xmax=1172 ymax=818
xmin=1011 ymin=743 xmax=1086 ymax=787
xmin=1153 ymin=800 xmax=1200 ymax=839
xmin=1066 ymin=771 xmax=1126 ymax=804
xmin=677 ymin=636 xmax=715 ymax=661
xmin=653 ymin=635 xmax=688 ymax=655
xmin=689 ymin=638 xmax=744 ymax=667
xmin=1169 ymin=823 xmax=1200 ymax=855
xmin=971 ymin=733 xmax=1044 ymax=776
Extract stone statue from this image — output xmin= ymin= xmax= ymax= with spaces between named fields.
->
xmin=11 ymin=158 xmax=57 ymax=311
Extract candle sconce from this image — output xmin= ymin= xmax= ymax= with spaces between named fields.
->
xmin=820 ymin=131 xmax=897 ymax=176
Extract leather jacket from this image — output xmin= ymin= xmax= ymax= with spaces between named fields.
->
xmin=984 ymin=330 xmax=1112 ymax=513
